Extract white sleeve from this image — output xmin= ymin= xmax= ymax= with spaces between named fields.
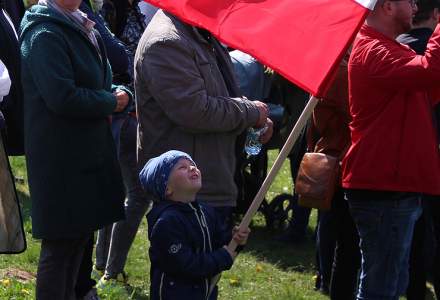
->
xmin=0 ymin=59 xmax=11 ymax=103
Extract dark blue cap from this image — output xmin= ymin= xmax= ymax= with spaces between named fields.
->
xmin=139 ymin=150 xmax=195 ymax=201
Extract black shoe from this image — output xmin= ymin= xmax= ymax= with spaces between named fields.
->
xmin=313 ymin=275 xmax=329 ymax=295
xmin=319 ymin=285 xmax=330 ymax=295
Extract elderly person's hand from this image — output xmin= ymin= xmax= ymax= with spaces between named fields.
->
xmin=259 ymin=118 xmax=273 ymax=144
xmin=253 ymin=101 xmax=268 ymax=128
xmin=113 ymin=90 xmax=129 ymax=112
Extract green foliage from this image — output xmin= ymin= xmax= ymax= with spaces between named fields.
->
xmin=0 ymin=278 xmax=34 ymax=300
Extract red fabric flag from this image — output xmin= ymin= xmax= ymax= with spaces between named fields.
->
xmin=143 ymin=0 xmax=376 ymax=97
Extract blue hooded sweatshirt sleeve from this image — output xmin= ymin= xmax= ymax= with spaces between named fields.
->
xmin=80 ymin=1 xmax=129 ymax=76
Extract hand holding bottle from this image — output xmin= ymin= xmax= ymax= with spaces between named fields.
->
xmin=253 ymin=101 xmax=268 ymax=128
xmin=259 ymin=118 xmax=273 ymax=144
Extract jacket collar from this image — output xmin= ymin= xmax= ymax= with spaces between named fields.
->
xmin=359 ymin=24 xmax=413 ymax=51
xmin=150 ymin=199 xmax=202 ymax=217
xmin=21 ymin=4 xmax=91 ymax=42
xmin=359 ymin=24 xmax=397 ymax=43
xmin=165 ymin=11 xmax=211 ymax=46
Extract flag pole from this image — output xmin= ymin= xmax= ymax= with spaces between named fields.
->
xmin=208 ymin=96 xmax=319 ymax=297
xmin=228 ymin=95 xmax=319 ymax=251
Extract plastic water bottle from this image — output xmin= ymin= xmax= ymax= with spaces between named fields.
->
xmin=244 ymin=125 xmax=267 ymax=156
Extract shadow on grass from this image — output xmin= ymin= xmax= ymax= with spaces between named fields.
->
xmin=128 ymin=286 xmax=150 ymax=300
xmin=243 ymin=224 xmax=316 ymax=273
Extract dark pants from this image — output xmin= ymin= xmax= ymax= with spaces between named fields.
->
xmin=316 ymin=189 xmax=360 ymax=298
xmin=316 ymin=209 xmax=336 ymax=292
xmin=287 ymin=136 xmax=311 ymax=239
xmin=432 ymin=199 xmax=440 ymax=298
xmin=36 ymin=234 xmax=92 ymax=300
xmin=289 ymin=200 xmax=312 ymax=239
xmin=407 ymin=197 xmax=440 ymax=300
xmin=96 ymin=115 xmax=151 ymax=277
xmin=330 ymin=193 xmax=360 ymax=300
xmin=407 ymin=209 xmax=429 ymax=300
xmin=346 ymin=189 xmax=422 ymax=300
xmin=75 ymin=234 xmax=95 ymax=297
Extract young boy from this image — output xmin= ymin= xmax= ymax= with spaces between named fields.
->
xmin=139 ymin=150 xmax=250 ymax=300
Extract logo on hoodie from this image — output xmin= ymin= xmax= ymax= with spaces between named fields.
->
xmin=168 ymin=243 xmax=182 ymax=254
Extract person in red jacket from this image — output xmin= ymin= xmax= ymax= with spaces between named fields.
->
xmin=342 ymin=0 xmax=440 ymax=299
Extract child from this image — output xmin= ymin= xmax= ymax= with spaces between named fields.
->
xmin=139 ymin=150 xmax=250 ymax=300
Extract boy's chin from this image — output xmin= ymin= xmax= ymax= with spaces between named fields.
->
xmin=192 ymin=183 xmax=202 ymax=192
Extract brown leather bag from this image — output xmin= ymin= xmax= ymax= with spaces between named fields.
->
xmin=295 ymin=153 xmax=340 ymax=211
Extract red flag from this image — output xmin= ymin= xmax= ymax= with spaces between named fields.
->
xmin=143 ymin=0 xmax=376 ymax=97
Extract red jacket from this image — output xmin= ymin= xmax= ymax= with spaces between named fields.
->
xmin=342 ymin=24 xmax=440 ymax=195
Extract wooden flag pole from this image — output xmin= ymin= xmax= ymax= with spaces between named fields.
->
xmin=208 ymin=96 xmax=319 ymax=297
xmin=228 ymin=95 xmax=319 ymax=251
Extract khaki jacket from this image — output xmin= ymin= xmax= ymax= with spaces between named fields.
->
xmin=135 ymin=11 xmax=260 ymax=207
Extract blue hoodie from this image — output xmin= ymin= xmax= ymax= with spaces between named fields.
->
xmin=147 ymin=200 xmax=233 ymax=300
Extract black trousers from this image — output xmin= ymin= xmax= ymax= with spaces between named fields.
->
xmin=316 ymin=189 xmax=361 ymax=300
xmin=407 ymin=197 xmax=440 ymax=300
xmin=36 ymin=233 xmax=95 ymax=300
xmin=407 ymin=210 xmax=428 ymax=300
xmin=432 ymin=200 xmax=440 ymax=298
xmin=75 ymin=233 xmax=96 ymax=298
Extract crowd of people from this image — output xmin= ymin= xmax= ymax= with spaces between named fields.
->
xmin=0 ymin=0 xmax=440 ymax=299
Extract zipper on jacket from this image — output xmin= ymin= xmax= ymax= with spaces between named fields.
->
xmin=159 ymin=272 xmax=165 ymax=300
xmin=200 ymin=209 xmax=213 ymax=252
xmin=188 ymin=203 xmax=207 ymax=252
xmin=188 ymin=203 xmax=210 ymax=299
xmin=200 ymin=209 xmax=213 ymax=300
xmin=205 ymin=278 xmax=209 ymax=300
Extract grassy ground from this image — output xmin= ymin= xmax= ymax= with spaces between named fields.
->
xmin=1 ymin=152 xmax=435 ymax=299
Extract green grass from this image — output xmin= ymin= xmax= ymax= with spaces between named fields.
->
xmin=0 ymin=152 xmax=326 ymax=299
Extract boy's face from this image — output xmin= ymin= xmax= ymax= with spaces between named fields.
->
xmin=166 ymin=158 xmax=202 ymax=201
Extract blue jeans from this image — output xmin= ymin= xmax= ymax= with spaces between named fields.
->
xmin=345 ymin=189 xmax=422 ymax=300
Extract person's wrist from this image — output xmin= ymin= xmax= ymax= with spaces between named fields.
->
xmin=223 ymin=245 xmax=236 ymax=259
xmin=111 ymin=94 xmax=118 ymax=111
xmin=235 ymin=245 xmax=245 ymax=253
xmin=255 ymin=114 xmax=266 ymax=128
xmin=253 ymin=101 xmax=267 ymax=127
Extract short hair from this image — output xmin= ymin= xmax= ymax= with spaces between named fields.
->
xmin=413 ymin=0 xmax=440 ymax=24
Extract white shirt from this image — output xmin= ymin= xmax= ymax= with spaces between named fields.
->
xmin=0 ymin=59 xmax=11 ymax=103
xmin=0 ymin=9 xmax=17 ymax=103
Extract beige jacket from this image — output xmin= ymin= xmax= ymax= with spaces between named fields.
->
xmin=134 ymin=11 xmax=260 ymax=207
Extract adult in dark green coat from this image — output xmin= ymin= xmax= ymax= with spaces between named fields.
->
xmin=20 ymin=0 xmax=128 ymax=298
